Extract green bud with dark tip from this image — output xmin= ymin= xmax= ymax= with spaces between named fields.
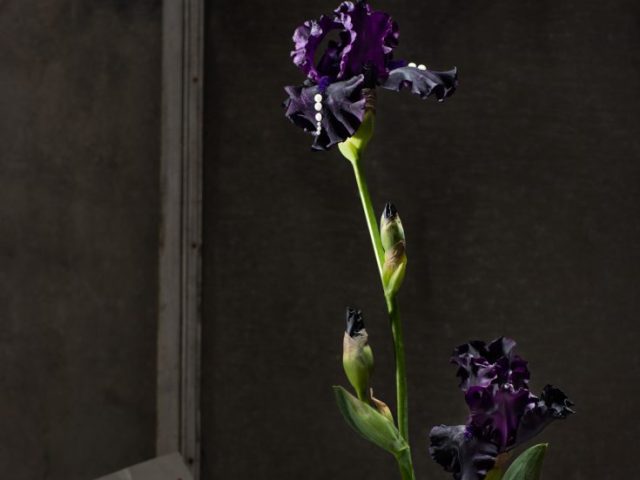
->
xmin=380 ymin=202 xmax=405 ymax=251
xmin=380 ymin=203 xmax=407 ymax=296
xmin=342 ymin=308 xmax=374 ymax=401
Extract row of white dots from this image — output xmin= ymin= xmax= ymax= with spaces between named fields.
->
xmin=309 ymin=61 xmax=424 ymax=139
xmin=408 ymin=62 xmax=427 ymax=70
xmin=313 ymin=93 xmax=323 ymax=136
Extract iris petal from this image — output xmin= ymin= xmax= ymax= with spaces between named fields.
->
xmin=334 ymin=1 xmax=399 ymax=81
xmin=429 ymin=425 xmax=499 ymax=480
xmin=382 ymin=66 xmax=458 ymax=100
xmin=283 ymin=75 xmax=366 ymax=151
xmin=516 ymin=385 xmax=575 ymax=446
xmin=291 ymin=15 xmax=341 ymax=82
xmin=452 ymin=337 xmax=530 ymax=392
xmin=467 ymin=386 xmax=531 ymax=451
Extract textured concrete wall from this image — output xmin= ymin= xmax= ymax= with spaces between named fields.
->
xmin=0 ymin=2 xmax=161 ymax=479
xmin=202 ymin=0 xmax=640 ymax=479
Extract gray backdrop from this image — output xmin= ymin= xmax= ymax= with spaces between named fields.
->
xmin=0 ymin=1 xmax=160 ymax=479
xmin=203 ymin=0 xmax=640 ymax=479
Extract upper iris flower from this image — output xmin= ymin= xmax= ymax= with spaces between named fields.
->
xmin=429 ymin=338 xmax=575 ymax=480
xmin=283 ymin=0 xmax=458 ymax=151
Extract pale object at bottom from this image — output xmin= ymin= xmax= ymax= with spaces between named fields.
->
xmin=94 ymin=453 xmax=193 ymax=480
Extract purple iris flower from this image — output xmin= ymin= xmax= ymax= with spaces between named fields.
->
xmin=283 ymin=0 xmax=458 ymax=151
xmin=429 ymin=338 xmax=574 ymax=480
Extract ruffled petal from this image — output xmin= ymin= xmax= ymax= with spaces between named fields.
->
xmin=316 ymin=40 xmax=343 ymax=81
xmin=515 ymin=385 xmax=575 ymax=447
xmin=451 ymin=337 xmax=530 ymax=392
xmin=334 ymin=1 xmax=399 ymax=81
xmin=382 ymin=65 xmax=458 ymax=100
xmin=466 ymin=386 xmax=532 ymax=451
xmin=283 ymin=75 xmax=366 ymax=151
xmin=291 ymin=15 xmax=341 ymax=82
xmin=429 ymin=425 xmax=498 ymax=480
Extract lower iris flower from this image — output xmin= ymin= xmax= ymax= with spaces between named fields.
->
xmin=429 ymin=338 xmax=575 ymax=480
xmin=283 ymin=0 xmax=458 ymax=151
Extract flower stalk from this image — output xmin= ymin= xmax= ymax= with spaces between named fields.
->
xmin=348 ymin=151 xmax=385 ymax=279
xmin=340 ymin=114 xmax=415 ymax=480
xmin=349 ymin=154 xmax=411 ymax=441
xmin=386 ymin=295 xmax=409 ymax=442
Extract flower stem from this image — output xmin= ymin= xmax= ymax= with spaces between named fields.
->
xmin=386 ymin=295 xmax=409 ymax=442
xmin=395 ymin=448 xmax=416 ymax=480
xmin=348 ymin=154 xmax=415 ymax=480
xmin=349 ymin=156 xmax=385 ymax=280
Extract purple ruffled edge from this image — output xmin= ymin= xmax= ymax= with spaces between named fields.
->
xmin=382 ymin=65 xmax=458 ymax=100
xmin=291 ymin=15 xmax=340 ymax=83
xmin=334 ymin=1 xmax=399 ymax=81
xmin=290 ymin=1 xmax=400 ymax=83
xmin=283 ymin=75 xmax=366 ymax=151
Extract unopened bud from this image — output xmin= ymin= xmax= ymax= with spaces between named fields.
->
xmin=342 ymin=307 xmax=374 ymax=401
xmin=380 ymin=203 xmax=407 ymax=296
xmin=380 ymin=202 xmax=405 ymax=251
xmin=382 ymin=242 xmax=407 ymax=296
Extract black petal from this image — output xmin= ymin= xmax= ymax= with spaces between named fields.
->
xmin=345 ymin=307 xmax=365 ymax=337
xmin=515 ymin=385 xmax=575 ymax=447
xmin=283 ymin=75 xmax=366 ymax=151
xmin=429 ymin=425 xmax=498 ymax=480
xmin=381 ymin=65 xmax=458 ymax=100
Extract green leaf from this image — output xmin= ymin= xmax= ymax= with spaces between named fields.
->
xmin=333 ymin=385 xmax=408 ymax=456
xmin=502 ymin=444 xmax=548 ymax=480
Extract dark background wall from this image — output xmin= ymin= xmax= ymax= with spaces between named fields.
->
xmin=0 ymin=1 xmax=161 ymax=479
xmin=203 ymin=0 xmax=640 ymax=479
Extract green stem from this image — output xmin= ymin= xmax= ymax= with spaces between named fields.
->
xmin=350 ymin=156 xmax=385 ymax=280
xmin=348 ymin=154 xmax=414 ymax=480
xmin=386 ymin=295 xmax=409 ymax=442
xmin=395 ymin=448 xmax=416 ymax=480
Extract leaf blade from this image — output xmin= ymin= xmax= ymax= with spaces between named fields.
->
xmin=502 ymin=444 xmax=548 ymax=480
xmin=333 ymin=385 xmax=408 ymax=456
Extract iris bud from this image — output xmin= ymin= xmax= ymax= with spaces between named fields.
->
xmin=380 ymin=202 xmax=407 ymax=296
xmin=380 ymin=202 xmax=405 ymax=251
xmin=342 ymin=307 xmax=374 ymax=401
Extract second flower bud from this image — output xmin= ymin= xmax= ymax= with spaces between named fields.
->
xmin=380 ymin=202 xmax=407 ymax=297
xmin=342 ymin=307 xmax=374 ymax=402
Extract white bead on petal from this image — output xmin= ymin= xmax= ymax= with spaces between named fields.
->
xmin=314 ymin=93 xmax=323 ymax=102
xmin=408 ymin=62 xmax=417 ymax=68
xmin=315 ymin=113 xmax=323 ymax=121
xmin=314 ymin=103 xmax=322 ymax=111
xmin=418 ymin=64 xmax=427 ymax=70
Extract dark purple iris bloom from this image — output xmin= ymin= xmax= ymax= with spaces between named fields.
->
xmin=429 ymin=338 xmax=574 ymax=480
xmin=283 ymin=0 xmax=458 ymax=151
